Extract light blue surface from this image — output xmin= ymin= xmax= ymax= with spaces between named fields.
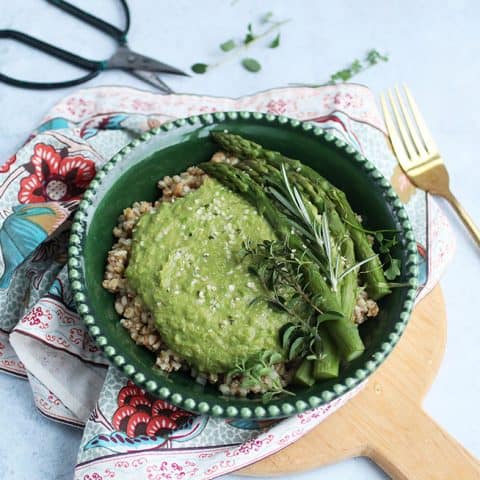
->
xmin=0 ymin=1 xmax=479 ymax=479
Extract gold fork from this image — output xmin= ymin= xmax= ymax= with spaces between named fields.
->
xmin=381 ymin=85 xmax=480 ymax=247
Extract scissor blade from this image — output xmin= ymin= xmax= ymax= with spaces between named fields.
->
xmin=130 ymin=70 xmax=173 ymax=94
xmin=107 ymin=46 xmax=189 ymax=76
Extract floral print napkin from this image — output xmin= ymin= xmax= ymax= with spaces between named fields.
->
xmin=0 ymin=84 xmax=455 ymax=479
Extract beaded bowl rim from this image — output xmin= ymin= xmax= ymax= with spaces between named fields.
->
xmin=68 ymin=111 xmax=418 ymax=420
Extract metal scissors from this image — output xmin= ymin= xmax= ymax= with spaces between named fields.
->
xmin=0 ymin=0 xmax=188 ymax=92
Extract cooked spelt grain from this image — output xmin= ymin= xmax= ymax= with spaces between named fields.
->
xmin=353 ymin=289 xmax=379 ymax=324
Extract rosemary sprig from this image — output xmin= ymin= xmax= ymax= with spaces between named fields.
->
xmin=267 ymin=164 xmax=377 ymax=291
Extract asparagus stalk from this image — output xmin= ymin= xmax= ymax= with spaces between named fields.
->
xmin=313 ymin=327 xmax=340 ymax=379
xmin=334 ymin=238 xmax=364 ymax=361
xmin=293 ymin=358 xmax=315 ymax=387
xmin=211 ymin=132 xmax=391 ymax=300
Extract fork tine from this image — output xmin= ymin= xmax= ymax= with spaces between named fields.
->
xmin=394 ymin=86 xmax=427 ymax=158
xmin=387 ymin=89 xmax=418 ymax=161
xmin=403 ymin=84 xmax=438 ymax=154
xmin=380 ymin=94 xmax=410 ymax=171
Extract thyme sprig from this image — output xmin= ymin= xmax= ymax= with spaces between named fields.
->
xmin=191 ymin=13 xmax=289 ymax=74
xmin=242 ymin=238 xmax=320 ymax=320
xmin=291 ymin=49 xmax=389 ymax=87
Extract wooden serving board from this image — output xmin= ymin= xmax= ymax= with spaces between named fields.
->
xmin=239 ymin=286 xmax=480 ymax=479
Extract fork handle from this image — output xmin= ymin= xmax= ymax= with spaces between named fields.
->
xmin=443 ymin=191 xmax=480 ymax=247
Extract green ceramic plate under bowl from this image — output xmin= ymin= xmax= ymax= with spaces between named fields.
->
xmin=68 ymin=112 xmax=418 ymax=420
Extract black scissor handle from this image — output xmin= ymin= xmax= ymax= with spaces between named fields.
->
xmin=45 ymin=0 xmax=130 ymax=43
xmin=0 ymin=70 xmax=100 ymax=90
xmin=0 ymin=30 xmax=102 ymax=70
xmin=0 ymin=30 xmax=103 ymax=90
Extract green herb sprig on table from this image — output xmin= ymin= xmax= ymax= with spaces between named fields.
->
xmin=292 ymin=49 xmax=389 ymax=87
xmin=328 ymin=49 xmax=389 ymax=84
xmin=191 ymin=12 xmax=289 ymax=75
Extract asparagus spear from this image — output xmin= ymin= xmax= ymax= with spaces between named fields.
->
xmin=211 ymin=132 xmax=391 ymax=300
xmin=293 ymin=358 xmax=315 ymax=387
xmin=313 ymin=327 xmax=340 ymax=379
xmin=335 ymin=237 xmax=364 ymax=360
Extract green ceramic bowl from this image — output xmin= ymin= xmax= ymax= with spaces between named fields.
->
xmin=68 ymin=112 xmax=418 ymax=420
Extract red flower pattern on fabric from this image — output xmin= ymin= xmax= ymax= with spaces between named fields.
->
xmin=111 ymin=381 xmax=196 ymax=438
xmin=18 ymin=143 xmax=96 ymax=204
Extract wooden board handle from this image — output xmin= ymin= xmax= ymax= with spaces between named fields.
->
xmin=241 ymin=288 xmax=479 ymax=479
xmin=370 ymin=406 xmax=480 ymax=480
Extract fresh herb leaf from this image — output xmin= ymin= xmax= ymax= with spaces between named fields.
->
xmin=379 ymin=236 xmax=397 ymax=253
xmin=282 ymin=323 xmax=299 ymax=350
xmin=241 ymin=378 xmax=259 ymax=388
xmin=328 ymin=49 xmax=389 ymax=84
xmin=269 ymin=33 xmax=281 ymax=48
xmin=261 ymin=11 xmax=273 ymax=23
xmin=244 ymin=23 xmax=256 ymax=44
xmin=330 ymin=69 xmax=353 ymax=83
xmin=384 ymin=257 xmax=401 ymax=280
xmin=191 ymin=63 xmax=208 ymax=74
xmin=350 ymin=59 xmax=363 ymax=74
xmin=220 ymin=39 xmax=236 ymax=52
xmin=288 ymin=336 xmax=306 ymax=360
xmin=242 ymin=57 xmax=262 ymax=72
xmin=366 ymin=49 xmax=389 ymax=65
xmin=262 ymin=391 xmax=275 ymax=403
xmin=269 ymin=352 xmax=283 ymax=364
